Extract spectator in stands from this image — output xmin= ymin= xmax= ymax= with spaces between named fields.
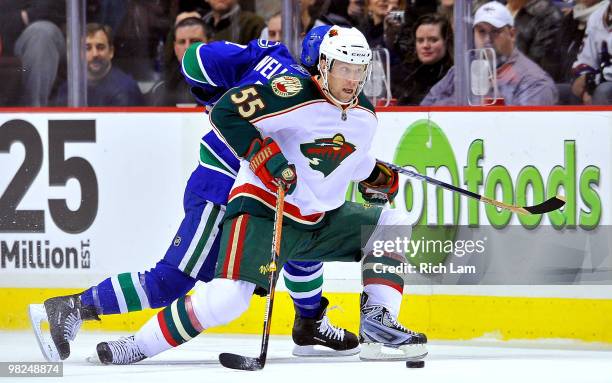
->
xmin=175 ymin=10 xmax=205 ymax=26
xmin=438 ymin=0 xmax=455 ymax=24
xmin=149 ymin=16 xmax=208 ymax=106
xmin=556 ymin=0 xmax=607 ymax=83
xmin=571 ymin=1 xmax=612 ymax=104
xmin=347 ymin=0 xmax=368 ymax=25
xmin=260 ymin=2 xmax=358 ymax=43
xmin=301 ymin=0 xmax=334 ymax=32
xmin=392 ymin=13 xmax=453 ymax=105
xmin=88 ymin=0 xmax=129 ymax=33
xmin=101 ymin=1 xmax=171 ymax=83
xmin=507 ymin=0 xmax=563 ymax=79
xmin=313 ymin=0 xmax=357 ymax=27
xmin=389 ymin=0 xmax=438 ymax=66
xmin=260 ymin=12 xmax=282 ymax=42
xmin=555 ymin=0 xmax=607 ymax=104
xmin=321 ymin=0 xmax=361 ymax=27
xmin=0 ymin=1 xmax=66 ymax=106
xmin=203 ymin=0 xmax=264 ymax=44
xmin=170 ymin=0 xmax=210 ymax=19
xmin=361 ymin=0 xmax=397 ymax=48
xmin=421 ymin=1 xmax=558 ymax=106
xmin=54 ymin=23 xmax=144 ymax=106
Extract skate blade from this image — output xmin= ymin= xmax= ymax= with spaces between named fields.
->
xmin=292 ymin=344 xmax=360 ymax=357
xmin=28 ymin=304 xmax=61 ymax=362
xmin=359 ymin=342 xmax=427 ymax=361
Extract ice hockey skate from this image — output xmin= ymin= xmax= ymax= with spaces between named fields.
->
xmin=292 ymin=297 xmax=359 ymax=357
xmin=358 ymin=292 xmax=427 ymax=361
xmin=89 ymin=336 xmax=147 ymax=365
xmin=29 ymin=293 xmax=99 ymax=361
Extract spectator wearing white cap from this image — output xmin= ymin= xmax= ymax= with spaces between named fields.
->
xmin=421 ymin=1 xmax=558 ymax=106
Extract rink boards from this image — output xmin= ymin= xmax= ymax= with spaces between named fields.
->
xmin=0 ymin=107 xmax=611 ymax=344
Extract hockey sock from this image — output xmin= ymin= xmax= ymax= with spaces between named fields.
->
xmin=81 ymin=262 xmax=196 ymax=315
xmin=135 ymin=279 xmax=255 ymax=358
xmin=135 ymin=295 xmax=204 ymax=357
xmin=283 ymin=261 xmax=323 ymax=318
xmin=362 ymin=251 xmax=405 ymax=290
xmin=362 ymin=250 xmax=405 ymax=316
xmin=80 ymin=273 xmax=151 ymax=315
xmin=363 ymin=284 xmax=402 ymax=316
xmin=360 ymin=208 xmax=410 ymax=316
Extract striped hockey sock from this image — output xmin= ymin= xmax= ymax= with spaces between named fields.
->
xmin=361 ymin=252 xmax=405 ymax=295
xmin=283 ymin=261 xmax=323 ymax=319
xmin=135 ymin=295 xmax=204 ymax=357
xmin=81 ymin=272 xmax=151 ymax=314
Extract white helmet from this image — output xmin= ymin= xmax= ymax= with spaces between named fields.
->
xmin=317 ymin=26 xmax=372 ymax=105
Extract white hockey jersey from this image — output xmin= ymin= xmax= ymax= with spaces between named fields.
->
xmin=573 ymin=2 xmax=612 ymax=77
xmin=210 ymin=74 xmax=377 ymax=227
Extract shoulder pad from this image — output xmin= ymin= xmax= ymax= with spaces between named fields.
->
xmin=182 ymin=42 xmax=216 ymax=86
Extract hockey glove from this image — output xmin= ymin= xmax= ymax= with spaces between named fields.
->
xmin=245 ymin=137 xmax=297 ymax=194
xmin=358 ymin=162 xmax=399 ymax=204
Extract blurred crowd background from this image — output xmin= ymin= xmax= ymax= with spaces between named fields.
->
xmin=0 ymin=0 xmax=610 ymax=107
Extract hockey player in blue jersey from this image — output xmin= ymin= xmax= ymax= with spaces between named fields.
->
xmin=29 ymin=26 xmax=359 ymax=362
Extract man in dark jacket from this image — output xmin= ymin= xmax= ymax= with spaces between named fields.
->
xmin=507 ymin=0 xmax=563 ymax=79
xmin=54 ymin=23 xmax=144 ymax=106
xmin=149 ymin=16 xmax=208 ymax=106
xmin=202 ymin=0 xmax=264 ymax=44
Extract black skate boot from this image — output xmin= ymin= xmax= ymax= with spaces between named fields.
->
xmin=292 ymin=296 xmax=359 ymax=356
xmin=93 ymin=336 xmax=146 ymax=365
xmin=44 ymin=293 xmax=100 ymax=360
xmin=359 ymin=292 xmax=427 ymax=361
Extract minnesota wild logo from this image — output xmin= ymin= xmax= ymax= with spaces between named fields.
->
xmin=300 ymin=134 xmax=356 ymax=176
xmin=271 ymin=76 xmax=302 ymax=97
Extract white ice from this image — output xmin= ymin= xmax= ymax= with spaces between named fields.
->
xmin=1 ymin=331 xmax=611 ymax=383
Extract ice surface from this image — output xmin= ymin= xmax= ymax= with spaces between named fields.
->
xmin=1 ymin=331 xmax=611 ymax=383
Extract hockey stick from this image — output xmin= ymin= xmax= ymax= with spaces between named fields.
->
xmin=219 ymin=184 xmax=286 ymax=371
xmin=379 ymin=160 xmax=565 ymax=215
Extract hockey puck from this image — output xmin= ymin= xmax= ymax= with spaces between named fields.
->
xmin=406 ymin=360 xmax=425 ymax=368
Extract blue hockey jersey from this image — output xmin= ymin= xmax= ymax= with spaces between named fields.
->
xmin=181 ymin=40 xmax=310 ymax=205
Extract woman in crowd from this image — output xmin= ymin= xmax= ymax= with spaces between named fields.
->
xmin=391 ymin=13 xmax=453 ymax=105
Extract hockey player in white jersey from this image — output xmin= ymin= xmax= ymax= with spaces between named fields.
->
xmin=95 ymin=26 xmax=427 ymax=365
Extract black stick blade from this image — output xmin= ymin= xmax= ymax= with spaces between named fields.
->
xmin=523 ymin=195 xmax=566 ymax=215
xmin=219 ymin=352 xmax=263 ymax=371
